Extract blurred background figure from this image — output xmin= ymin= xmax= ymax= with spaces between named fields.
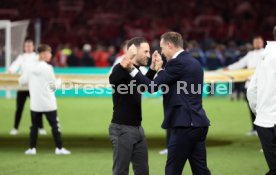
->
xmin=188 ymin=40 xmax=207 ymax=68
xmin=107 ymin=45 xmax=117 ymax=66
xmin=7 ymin=39 xmax=46 ymax=136
xmin=53 ymin=44 xmax=72 ymax=67
xmin=80 ymin=43 xmax=95 ymax=67
xmin=225 ymin=36 xmax=264 ymax=136
xmin=92 ymin=45 xmax=109 ymax=67
xmin=67 ymin=47 xmax=82 ymax=67
xmin=205 ymin=43 xmax=224 ymax=70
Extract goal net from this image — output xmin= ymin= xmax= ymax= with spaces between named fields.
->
xmin=0 ymin=20 xmax=30 ymax=69
xmin=0 ymin=20 xmax=30 ymax=98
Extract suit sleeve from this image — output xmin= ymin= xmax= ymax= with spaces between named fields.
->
xmin=109 ymin=64 xmax=128 ymax=85
xmin=133 ymin=59 xmax=183 ymax=93
xmin=145 ymin=68 xmax=156 ymax=80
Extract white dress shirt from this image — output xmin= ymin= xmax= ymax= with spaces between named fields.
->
xmin=172 ymin=49 xmax=184 ymax=59
xmin=19 ymin=61 xmax=61 ymax=112
xmin=247 ymin=41 xmax=276 ymax=128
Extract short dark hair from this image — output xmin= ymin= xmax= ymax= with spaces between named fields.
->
xmin=161 ymin=32 xmax=183 ymax=48
xmin=24 ymin=39 xmax=34 ymax=44
xmin=127 ymin=37 xmax=148 ymax=49
xmin=37 ymin=44 xmax=52 ymax=53
xmin=253 ymin=36 xmax=263 ymax=40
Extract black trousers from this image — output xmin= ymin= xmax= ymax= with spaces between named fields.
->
xmin=256 ymin=125 xmax=276 ymax=175
xmin=30 ymin=110 xmax=62 ymax=149
xmin=233 ymin=82 xmax=246 ymax=100
xmin=166 ymin=127 xmax=211 ymax=175
xmin=14 ymin=91 xmax=43 ymax=129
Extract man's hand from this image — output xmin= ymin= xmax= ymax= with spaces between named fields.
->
xmin=150 ymin=50 xmax=159 ymax=70
xmin=155 ymin=58 xmax=163 ymax=72
xmin=120 ymin=55 xmax=133 ymax=71
xmin=151 ymin=50 xmax=163 ymax=71
xmin=120 ymin=44 xmax=137 ymax=71
xmin=125 ymin=44 xmax=137 ymax=60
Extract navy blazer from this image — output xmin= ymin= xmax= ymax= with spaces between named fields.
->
xmin=133 ymin=51 xmax=210 ymax=129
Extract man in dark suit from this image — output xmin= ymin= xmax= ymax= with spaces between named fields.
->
xmin=121 ymin=32 xmax=211 ymax=175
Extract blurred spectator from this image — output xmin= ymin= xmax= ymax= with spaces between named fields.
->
xmin=223 ymin=41 xmax=240 ymax=66
xmin=107 ymin=46 xmax=117 ymax=66
xmin=67 ymin=47 xmax=82 ymax=67
xmin=92 ymin=45 xmax=109 ymax=67
xmin=111 ymin=40 xmax=128 ymax=67
xmin=80 ymin=44 xmax=95 ymax=67
xmin=53 ymin=44 xmax=72 ymax=67
xmin=205 ymin=43 xmax=224 ymax=70
xmin=187 ymin=40 xmax=207 ymax=67
xmin=239 ymin=42 xmax=253 ymax=57
xmin=225 ymin=36 xmax=264 ymax=135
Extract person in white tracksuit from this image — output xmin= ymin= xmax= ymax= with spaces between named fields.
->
xmin=8 ymin=39 xmax=46 ymax=136
xmin=19 ymin=44 xmax=70 ymax=155
xmin=226 ymin=36 xmax=264 ymax=136
xmin=247 ymin=26 xmax=276 ymax=175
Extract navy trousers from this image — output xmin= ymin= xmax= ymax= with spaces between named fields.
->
xmin=165 ymin=127 xmax=211 ymax=175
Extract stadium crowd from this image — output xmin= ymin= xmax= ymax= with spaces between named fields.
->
xmin=49 ymin=40 xmax=251 ymax=70
xmin=1 ymin=0 xmax=274 ymax=68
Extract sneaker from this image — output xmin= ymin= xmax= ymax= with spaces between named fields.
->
xmin=25 ymin=148 xmax=36 ymax=155
xmin=246 ymin=130 xmax=258 ymax=136
xmin=159 ymin=148 xmax=168 ymax=155
xmin=9 ymin=128 xmax=18 ymax=135
xmin=39 ymin=129 xmax=47 ymax=135
xmin=55 ymin=148 xmax=71 ymax=155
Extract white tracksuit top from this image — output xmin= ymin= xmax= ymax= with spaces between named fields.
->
xmin=19 ymin=61 xmax=61 ymax=112
xmin=247 ymin=41 xmax=276 ymax=128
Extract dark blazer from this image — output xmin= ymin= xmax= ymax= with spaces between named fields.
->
xmin=133 ymin=51 xmax=210 ymax=129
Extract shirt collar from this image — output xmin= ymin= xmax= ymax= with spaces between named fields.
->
xmin=172 ymin=49 xmax=184 ymax=59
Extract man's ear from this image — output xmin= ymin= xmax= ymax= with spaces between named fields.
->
xmin=167 ymin=42 xmax=173 ymax=49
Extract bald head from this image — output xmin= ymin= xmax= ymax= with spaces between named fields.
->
xmin=274 ymin=26 xmax=276 ymax=40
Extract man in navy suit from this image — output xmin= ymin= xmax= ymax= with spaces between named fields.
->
xmin=121 ymin=32 xmax=211 ymax=175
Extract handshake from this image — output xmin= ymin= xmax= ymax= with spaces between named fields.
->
xmin=120 ymin=44 xmax=163 ymax=72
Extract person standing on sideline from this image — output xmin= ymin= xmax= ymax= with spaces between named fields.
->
xmin=19 ymin=44 xmax=70 ymax=155
xmin=109 ymin=37 xmax=157 ymax=175
xmin=225 ymin=36 xmax=264 ymax=136
xmin=121 ymin=32 xmax=211 ymax=175
xmin=8 ymin=39 xmax=46 ymax=135
xmin=247 ymin=26 xmax=276 ymax=175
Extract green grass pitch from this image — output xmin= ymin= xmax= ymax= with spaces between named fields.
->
xmin=0 ymin=97 xmax=268 ymax=175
